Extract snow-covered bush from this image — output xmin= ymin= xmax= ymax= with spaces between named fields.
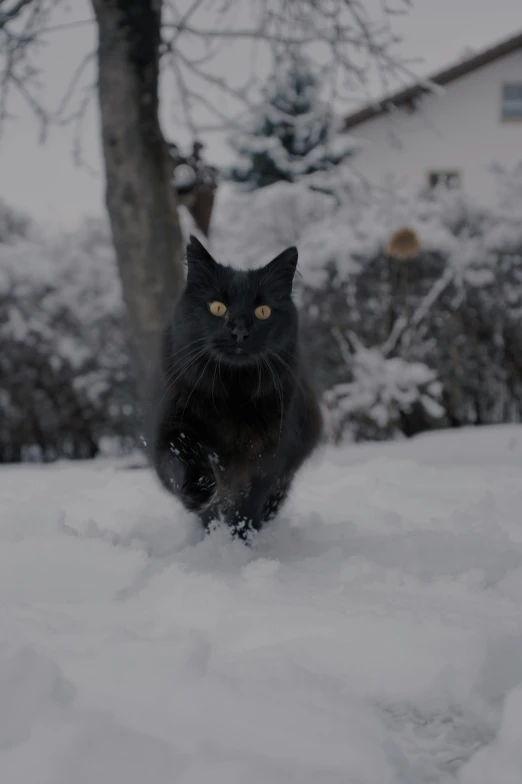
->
xmin=5 ymin=161 xmax=522 ymax=460
xmin=0 ymin=207 xmax=134 ymax=462
xmin=213 ymin=173 xmax=522 ymax=442
xmin=0 ymin=199 xmax=30 ymax=243
xmin=323 ymin=344 xmax=444 ymax=444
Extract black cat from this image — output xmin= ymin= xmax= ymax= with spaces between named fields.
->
xmin=149 ymin=235 xmax=322 ymax=538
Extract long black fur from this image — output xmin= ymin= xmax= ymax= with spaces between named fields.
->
xmin=149 ymin=235 xmax=322 ymax=538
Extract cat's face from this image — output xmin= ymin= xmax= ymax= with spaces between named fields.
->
xmin=179 ymin=235 xmax=299 ymax=368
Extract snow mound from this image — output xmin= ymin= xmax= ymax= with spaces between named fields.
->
xmin=1 ymin=426 xmax=522 ymax=782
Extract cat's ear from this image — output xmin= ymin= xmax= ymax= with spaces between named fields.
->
xmin=262 ymin=246 xmax=298 ymax=289
xmin=186 ymin=235 xmax=217 ymax=274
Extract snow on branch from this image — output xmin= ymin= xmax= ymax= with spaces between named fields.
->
xmin=323 ymin=347 xmax=444 ymax=443
xmin=382 ymin=265 xmax=455 ymax=357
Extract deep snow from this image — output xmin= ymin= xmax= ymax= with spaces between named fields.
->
xmin=1 ymin=425 xmax=522 ymax=783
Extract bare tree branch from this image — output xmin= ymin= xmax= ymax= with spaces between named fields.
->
xmin=163 ymin=0 xmax=207 ymax=47
xmin=61 ymin=78 xmax=97 ymax=174
xmin=0 ymin=0 xmax=60 ymax=138
xmin=0 ymin=0 xmax=33 ymax=29
xmin=0 ymin=0 xmax=415 ymax=170
xmin=382 ymin=265 xmax=456 ymax=357
xmin=55 ymin=49 xmax=95 ymax=120
xmin=38 ymin=17 xmax=94 ymax=34
xmin=160 ymin=0 xmax=415 ymax=136
xmin=167 ymin=49 xmax=199 ymax=139
xmin=0 ymin=0 xmax=98 ymax=168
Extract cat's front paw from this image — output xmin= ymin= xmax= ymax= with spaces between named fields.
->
xmin=181 ymin=470 xmax=216 ymax=512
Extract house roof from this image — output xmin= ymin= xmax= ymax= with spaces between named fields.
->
xmin=343 ymin=30 xmax=522 ymax=131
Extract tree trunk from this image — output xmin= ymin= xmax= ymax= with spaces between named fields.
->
xmin=90 ymin=0 xmax=184 ymax=407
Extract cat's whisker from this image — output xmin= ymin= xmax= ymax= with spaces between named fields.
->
xmin=158 ymin=341 xmax=209 ymax=401
xmin=272 ymin=360 xmax=285 ymax=441
xmin=217 ymin=356 xmax=227 ymax=398
xmin=161 ymin=346 xmax=207 ymax=389
xmin=266 ymin=349 xmax=307 ymax=399
xmin=162 ymin=351 xmax=206 ymax=396
xmin=179 ymin=355 xmax=212 ymax=426
xmin=164 ymin=338 xmax=209 ymax=380
xmin=263 ymin=355 xmax=284 ymax=444
xmin=156 ymin=348 xmax=208 ymax=410
xmin=256 ymin=357 xmax=264 ymax=399
xmin=211 ymin=358 xmax=219 ymax=412
xmin=251 ymin=357 xmax=262 ymax=400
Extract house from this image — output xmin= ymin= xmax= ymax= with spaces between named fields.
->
xmin=343 ymin=31 xmax=522 ymax=202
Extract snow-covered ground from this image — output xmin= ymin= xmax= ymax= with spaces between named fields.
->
xmin=1 ymin=425 xmax=522 ymax=783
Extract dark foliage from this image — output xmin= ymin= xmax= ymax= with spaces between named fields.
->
xmin=0 ymin=206 xmax=136 ymax=463
xmin=299 ymin=231 xmax=522 ymax=441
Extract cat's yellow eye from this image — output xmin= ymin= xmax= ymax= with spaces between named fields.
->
xmin=254 ymin=305 xmax=271 ymax=320
xmin=209 ymin=301 xmax=227 ymax=317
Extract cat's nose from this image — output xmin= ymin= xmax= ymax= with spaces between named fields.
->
xmin=231 ymin=323 xmax=249 ymax=344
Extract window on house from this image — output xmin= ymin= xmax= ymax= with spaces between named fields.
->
xmin=502 ymin=83 xmax=522 ymax=119
xmin=428 ymin=170 xmax=461 ymax=189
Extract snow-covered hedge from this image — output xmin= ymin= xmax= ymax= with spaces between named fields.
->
xmin=213 ymin=174 xmax=522 ymax=442
xmin=3 ymin=163 xmax=522 ymax=462
xmin=0 ymin=204 xmax=135 ymax=462
xmin=323 ymin=345 xmax=444 ymax=444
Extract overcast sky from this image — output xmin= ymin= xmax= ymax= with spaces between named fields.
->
xmin=0 ymin=0 xmax=520 ymax=229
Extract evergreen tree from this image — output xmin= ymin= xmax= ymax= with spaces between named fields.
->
xmin=228 ymin=57 xmax=355 ymax=189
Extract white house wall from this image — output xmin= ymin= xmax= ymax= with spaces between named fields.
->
xmin=350 ymin=49 xmax=522 ymax=203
